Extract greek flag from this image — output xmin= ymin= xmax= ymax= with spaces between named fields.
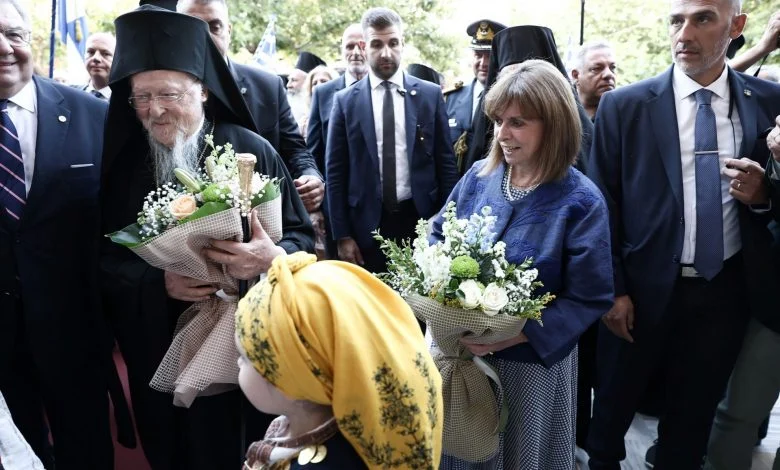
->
xmin=57 ymin=0 xmax=89 ymax=80
xmin=253 ymin=15 xmax=277 ymax=69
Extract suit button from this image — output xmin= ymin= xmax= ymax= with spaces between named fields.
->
xmin=679 ymin=217 xmax=684 ymax=225
xmin=2 ymin=291 xmax=11 ymax=297
xmin=672 ymin=255 xmax=680 ymax=263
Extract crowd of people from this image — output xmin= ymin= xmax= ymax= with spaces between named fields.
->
xmin=0 ymin=0 xmax=779 ymax=469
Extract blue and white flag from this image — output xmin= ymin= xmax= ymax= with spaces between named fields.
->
xmin=57 ymin=0 xmax=89 ymax=81
xmin=253 ymin=15 xmax=277 ymax=70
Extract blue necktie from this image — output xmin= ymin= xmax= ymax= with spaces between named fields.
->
xmin=693 ymin=89 xmax=723 ymax=280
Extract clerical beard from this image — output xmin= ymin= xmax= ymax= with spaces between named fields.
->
xmin=145 ymin=119 xmax=204 ymax=186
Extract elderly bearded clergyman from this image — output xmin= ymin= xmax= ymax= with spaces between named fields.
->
xmin=99 ymin=4 xmax=313 ymax=469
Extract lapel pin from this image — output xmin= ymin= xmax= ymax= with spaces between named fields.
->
xmin=240 ymin=87 xmax=247 ymax=95
xmin=410 ymin=89 xmax=417 ymax=96
xmin=744 ymin=89 xmax=751 ymax=97
xmin=58 ymin=115 xmax=67 ymax=122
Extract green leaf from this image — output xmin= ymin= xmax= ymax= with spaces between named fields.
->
xmin=180 ymin=201 xmax=231 ymax=223
xmin=106 ymin=223 xmax=145 ymax=248
xmin=252 ymin=180 xmax=281 ymax=205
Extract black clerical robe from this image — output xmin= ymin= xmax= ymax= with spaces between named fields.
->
xmin=100 ymin=120 xmax=314 ymax=470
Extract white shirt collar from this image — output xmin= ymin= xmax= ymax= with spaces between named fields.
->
xmin=345 ymin=72 xmax=359 ymax=87
xmin=673 ymin=63 xmax=730 ymax=102
xmin=86 ymin=82 xmax=112 ymax=98
xmin=368 ymin=68 xmax=405 ymax=91
xmin=8 ymin=80 xmax=36 ymax=113
xmin=473 ymin=79 xmax=484 ymax=97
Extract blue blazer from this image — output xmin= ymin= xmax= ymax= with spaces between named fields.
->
xmin=0 ymin=76 xmax=110 ymax=450
xmin=444 ymin=79 xmax=475 ymax=147
xmin=307 ymin=74 xmax=346 ymax=173
xmin=230 ymin=61 xmax=321 ymax=179
xmin=326 ymin=74 xmax=459 ymax=250
xmin=586 ymin=66 xmax=780 ymax=333
xmin=431 ymin=162 xmax=614 ymax=365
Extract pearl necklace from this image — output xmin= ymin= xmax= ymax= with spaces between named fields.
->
xmin=503 ymin=165 xmax=539 ymax=201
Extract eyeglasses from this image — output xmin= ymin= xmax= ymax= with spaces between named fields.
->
xmin=0 ymin=28 xmax=31 ymax=47
xmin=128 ymin=82 xmax=200 ymax=109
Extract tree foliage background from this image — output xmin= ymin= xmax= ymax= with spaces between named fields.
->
xmin=28 ymin=0 xmax=780 ymax=85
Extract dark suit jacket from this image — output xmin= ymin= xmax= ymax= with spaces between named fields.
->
xmin=307 ymin=74 xmax=346 ymax=173
xmin=586 ymin=66 xmax=780 ymax=334
xmin=326 ymin=74 xmax=459 ymax=251
xmin=444 ymin=79 xmax=475 ymax=148
xmin=0 ymin=77 xmax=111 ymax=457
xmin=230 ymin=61 xmax=321 ymax=180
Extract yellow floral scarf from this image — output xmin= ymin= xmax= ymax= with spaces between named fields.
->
xmin=236 ymin=253 xmax=443 ymax=469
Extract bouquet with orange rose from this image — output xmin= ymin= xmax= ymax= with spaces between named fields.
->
xmin=107 ymin=134 xmax=283 ymax=407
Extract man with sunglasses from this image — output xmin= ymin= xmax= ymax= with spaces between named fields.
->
xmin=100 ymin=3 xmax=313 ymax=468
xmin=0 ymin=0 xmax=113 ymax=468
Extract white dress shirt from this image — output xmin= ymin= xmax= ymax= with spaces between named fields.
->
xmin=368 ymin=69 xmax=411 ymax=202
xmin=672 ymin=65 xmax=742 ymax=264
xmin=7 ymin=80 xmax=37 ymax=195
xmin=471 ymin=80 xmax=484 ymax=118
xmin=86 ymin=82 xmax=112 ymax=99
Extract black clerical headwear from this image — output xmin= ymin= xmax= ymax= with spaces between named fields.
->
xmin=486 ymin=25 xmax=567 ymax=89
xmin=407 ymin=63 xmax=442 ymax=86
xmin=295 ymin=52 xmax=327 ymax=74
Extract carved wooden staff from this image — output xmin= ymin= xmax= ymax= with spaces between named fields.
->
xmin=236 ymin=153 xmax=256 ymax=298
xmin=236 ymin=153 xmax=256 ymax=461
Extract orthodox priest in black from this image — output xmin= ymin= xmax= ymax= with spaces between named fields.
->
xmin=100 ymin=4 xmax=314 ymax=470
xmin=461 ymin=26 xmax=595 ymax=175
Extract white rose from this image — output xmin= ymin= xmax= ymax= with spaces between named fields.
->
xmin=457 ymin=279 xmax=483 ymax=310
xmin=482 ymin=283 xmax=509 ymax=316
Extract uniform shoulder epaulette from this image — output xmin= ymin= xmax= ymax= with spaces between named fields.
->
xmin=442 ymin=80 xmax=465 ymax=95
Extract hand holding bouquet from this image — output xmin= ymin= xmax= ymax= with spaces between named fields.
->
xmin=375 ymin=201 xmax=553 ymax=462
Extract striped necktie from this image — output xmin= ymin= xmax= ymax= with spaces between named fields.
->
xmin=0 ymin=99 xmax=25 ymax=226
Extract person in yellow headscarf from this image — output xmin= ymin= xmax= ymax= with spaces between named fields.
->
xmin=235 ymin=252 xmax=443 ymax=470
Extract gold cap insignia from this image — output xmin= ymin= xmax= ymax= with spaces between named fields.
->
xmin=475 ymin=22 xmax=494 ymax=42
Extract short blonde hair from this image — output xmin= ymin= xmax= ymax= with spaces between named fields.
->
xmin=304 ymin=65 xmax=338 ymax=105
xmin=480 ymin=59 xmax=581 ymax=182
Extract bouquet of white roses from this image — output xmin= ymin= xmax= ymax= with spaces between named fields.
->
xmin=375 ymin=201 xmax=553 ymax=462
xmin=108 ymin=134 xmax=283 ymax=408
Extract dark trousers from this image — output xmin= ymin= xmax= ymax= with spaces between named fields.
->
xmin=576 ymin=321 xmax=599 ymax=448
xmin=587 ymin=256 xmax=749 ymax=470
xmin=361 ymin=199 xmax=420 ymax=274
xmin=0 ymin=302 xmax=113 ymax=470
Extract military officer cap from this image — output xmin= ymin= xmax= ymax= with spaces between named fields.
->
xmin=466 ymin=20 xmax=507 ymax=51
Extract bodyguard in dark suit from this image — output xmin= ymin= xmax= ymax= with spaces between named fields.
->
xmin=327 ymin=7 xmax=458 ymax=273
xmin=0 ymin=1 xmax=112 ymax=468
xmin=308 ymin=23 xmax=368 ymax=174
xmin=444 ymin=20 xmax=505 ymax=172
xmin=179 ymin=0 xmax=324 ymax=214
xmin=586 ymin=1 xmax=780 ymax=468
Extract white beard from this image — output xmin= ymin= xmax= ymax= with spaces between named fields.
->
xmin=146 ymin=120 xmax=204 ymax=186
